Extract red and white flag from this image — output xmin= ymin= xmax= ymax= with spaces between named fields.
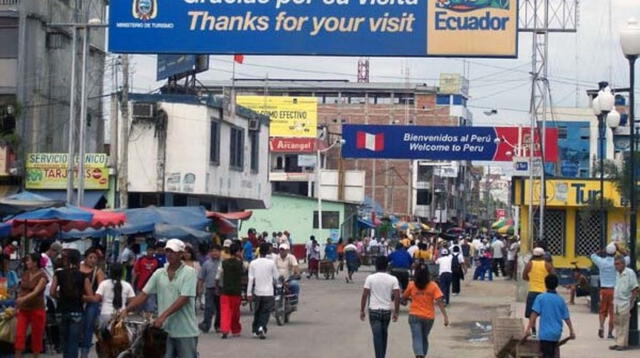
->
xmin=356 ymin=131 xmax=384 ymax=152
xmin=233 ymin=54 xmax=245 ymax=64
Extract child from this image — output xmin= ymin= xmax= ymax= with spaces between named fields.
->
xmin=525 ymin=274 xmax=576 ymax=358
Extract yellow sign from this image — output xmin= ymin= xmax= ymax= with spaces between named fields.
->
xmin=237 ymin=96 xmax=317 ymax=138
xmin=26 ymin=153 xmax=109 ymax=190
xmin=427 ymin=0 xmax=518 ymax=57
xmin=523 ymin=179 xmax=624 ymax=207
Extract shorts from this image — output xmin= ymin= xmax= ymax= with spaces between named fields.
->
xmin=525 ymin=292 xmax=542 ymax=318
xmin=599 ymin=288 xmax=614 ymax=316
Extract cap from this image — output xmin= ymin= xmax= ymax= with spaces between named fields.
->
xmin=62 ymin=242 xmax=79 ymax=251
xmin=11 ymin=241 xmax=17 ymax=247
xmin=223 ymin=239 xmax=232 ymax=248
xmin=606 ymin=243 xmax=617 ymax=255
xmin=165 ymin=239 xmax=186 ymax=253
xmin=440 ymin=248 xmax=449 ymax=256
xmin=279 ymin=243 xmax=290 ymax=250
xmin=533 ymin=247 xmax=545 ymax=256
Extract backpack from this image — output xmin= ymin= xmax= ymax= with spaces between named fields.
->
xmin=451 ymin=254 xmax=462 ymax=274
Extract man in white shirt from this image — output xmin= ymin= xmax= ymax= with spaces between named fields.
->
xmin=360 ymin=256 xmax=400 ymax=358
xmin=506 ymin=238 xmax=520 ymax=280
xmin=491 ymin=237 xmax=506 ymax=277
xmin=436 ymin=248 xmax=454 ymax=305
xmin=275 ymin=244 xmax=300 ymax=297
xmin=407 ymin=241 xmax=419 ymax=258
xmin=248 ymin=243 xmax=280 ymax=339
xmin=304 ymin=236 xmax=315 ymax=263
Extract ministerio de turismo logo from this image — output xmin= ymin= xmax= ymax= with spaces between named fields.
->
xmin=132 ymin=0 xmax=158 ymax=21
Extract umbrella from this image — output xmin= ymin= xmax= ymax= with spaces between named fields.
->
xmin=497 ymin=225 xmax=515 ymax=235
xmin=491 ymin=218 xmax=506 ymax=229
xmin=3 ymin=205 xmax=93 ymax=238
xmin=0 ymin=191 xmax=64 ymax=216
xmin=114 ymin=206 xmax=210 ymax=236
xmin=154 ymin=224 xmax=212 ymax=246
xmin=59 ymin=209 xmax=126 ymax=232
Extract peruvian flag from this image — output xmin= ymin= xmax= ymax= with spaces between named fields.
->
xmin=233 ymin=54 xmax=245 ymax=64
xmin=356 ymin=131 xmax=385 ymax=152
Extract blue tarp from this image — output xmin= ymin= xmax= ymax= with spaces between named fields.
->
xmin=115 ymin=206 xmax=211 ymax=235
xmin=8 ymin=204 xmax=93 ymax=222
xmin=0 ymin=222 xmax=11 ymax=237
xmin=0 ymin=191 xmax=63 ymax=216
xmin=154 ymin=224 xmax=212 ymax=246
xmin=34 ymin=190 xmax=106 ymax=208
xmin=357 ymin=219 xmax=376 ymax=229
xmin=59 ymin=228 xmax=109 ymax=240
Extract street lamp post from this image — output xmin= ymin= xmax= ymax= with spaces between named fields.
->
xmin=620 ymin=17 xmax=640 ymax=347
xmin=592 ymin=85 xmax=616 ymax=249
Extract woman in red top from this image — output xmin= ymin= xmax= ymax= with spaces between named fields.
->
xmin=15 ymin=253 xmax=48 ymax=358
xmin=403 ymin=265 xmax=449 ymax=358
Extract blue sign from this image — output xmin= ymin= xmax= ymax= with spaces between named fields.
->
xmin=341 ymin=124 xmax=511 ymax=161
xmin=157 ymin=55 xmax=209 ymax=80
xmin=108 ymin=0 xmax=518 ymax=57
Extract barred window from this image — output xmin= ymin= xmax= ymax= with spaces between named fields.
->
xmin=533 ymin=210 xmax=566 ymax=256
xmin=575 ymin=211 xmax=605 ymax=256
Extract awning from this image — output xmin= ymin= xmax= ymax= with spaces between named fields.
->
xmin=32 ymin=190 xmax=106 ymax=208
xmin=0 ymin=185 xmax=19 ymax=197
xmin=206 ymin=210 xmax=253 ymax=220
xmin=357 ymin=218 xmax=376 ymax=228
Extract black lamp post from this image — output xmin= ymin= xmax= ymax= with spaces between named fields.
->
xmin=620 ymin=17 xmax=640 ymax=347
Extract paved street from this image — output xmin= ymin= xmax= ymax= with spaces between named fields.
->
xmin=41 ymin=266 xmax=639 ymax=358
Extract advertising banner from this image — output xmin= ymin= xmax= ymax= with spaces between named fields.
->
xmin=25 ymin=153 xmax=109 ymax=190
xmin=109 ymin=0 xmax=517 ymax=57
xmin=238 ymin=96 xmax=317 ymax=138
xmin=341 ymin=125 xmax=558 ymax=161
xmin=156 ymin=54 xmax=209 ymax=80
xmin=270 ymin=137 xmax=321 ymax=152
xmin=523 ymin=179 xmax=624 ymax=207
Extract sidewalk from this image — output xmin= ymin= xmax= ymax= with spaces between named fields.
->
xmin=510 ymin=294 xmax=639 ymax=357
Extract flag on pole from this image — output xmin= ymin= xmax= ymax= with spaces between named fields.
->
xmin=233 ymin=54 xmax=245 ymax=64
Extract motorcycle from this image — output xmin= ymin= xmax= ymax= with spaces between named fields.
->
xmin=274 ymin=275 xmax=299 ymax=326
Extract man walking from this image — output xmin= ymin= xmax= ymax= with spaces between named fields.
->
xmin=524 ymin=274 xmax=576 ymax=358
xmin=122 ymin=239 xmax=199 ymax=357
xmin=388 ymin=243 xmax=412 ymax=292
xmin=198 ymin=244 xmax=222 ymax=333
xmin=360 ymin=256 xmax=400 ymax=358
xmin=247 ymin=243 xmax=280 ymax=340
xmin=491 ymin=236 xmax=505 ymax=277
xmin=436 ymin=248 xmax=454 ymax=305
xmin=609 ymin=256 xmax=638 ymax=351
xmin=523 ymin=247 xmax=554 ymax=337
xmin=591 ymin=242 xmax=630 ymax=339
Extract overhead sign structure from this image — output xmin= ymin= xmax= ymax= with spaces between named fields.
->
xmin=156 ymin=54 xmax=210 ymax=81
xmin=109 ymin=0 xmax=518 ymax=57
xmin=25 ymin=153 xmax=109 ymax=190
xmin=238 ymin=96 xmax=317 ymax=138
xmin=341 ymin=125 xmax=558 ymax=161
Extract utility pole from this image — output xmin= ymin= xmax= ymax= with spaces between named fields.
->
xmin=118 ymin=55 xmax=130 ymax=209
xmin=66 ymin=27 xmax=78 ymax=204
xmin=76 ymin=25 xmax=90 ymax=206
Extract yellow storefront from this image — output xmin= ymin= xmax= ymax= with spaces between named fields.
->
xmin=513 ymin=178 xmax=638 ymax=268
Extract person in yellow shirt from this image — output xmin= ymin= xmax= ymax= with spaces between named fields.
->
xmin=413 ymin=243 xmax=432 ymax=263
xmin=523 ymin=247 xmax=555 ymax=336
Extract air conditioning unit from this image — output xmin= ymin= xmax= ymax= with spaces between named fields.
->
xmin=248 ymin=118 xmax=261 ymax=131
xmin=132 ymin=102 xmax=156 ymax=119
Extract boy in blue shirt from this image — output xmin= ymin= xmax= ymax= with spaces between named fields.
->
xmin=525 ymin=274 xmax=576 ymax=358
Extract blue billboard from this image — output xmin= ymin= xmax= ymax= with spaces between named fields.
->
xmin=157 ymin=55 xmax=209 ymax=80
xmin=341 ymin=124 xmax=559 ymax=161
xmin=109 ymin=0 xmax=518 ymax=57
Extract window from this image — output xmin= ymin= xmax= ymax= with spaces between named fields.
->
xmin=250 ymin=131 xmax=259 ymax=172
xmin=229 ymin=127 xmax=244 ymax=170
xmin=416 ymin=189 xmax=432 ymax=205
xmin=209 ymin=120 xmax=220 ymax=165
xmin=313 ymin=211 xmax=340 ymax=229
xmin=0 ymin=18 xmax=18 ymax=58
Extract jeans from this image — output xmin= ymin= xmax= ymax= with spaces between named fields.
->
xmin=408 ymin=315 xmax=434 ymax=356
xmin=288 ymin=279 xmax=300 ymax=297
xmin=391 ymin=269 xmax=410 ymax=292
xmin=59 ymin=312 xmax=83 ymax=358
xmin=201 ymin=288 xmax=220 ymax=332
xmin=165 ymin=336 xmax=198 ymax=358
xmin=369 ymin=309 xmax=391 ymax=358
xmin=80 ymin=302 xmax=100 ymax=355
xmin=252 ymin=296 xmax=275 ymax=334
xmin=439 ymin=272 xmax=452 ymax=305
xmin=492 ymin=258 xmax=505 ymax=277
xmin=452 ymin=271 xmax=463 ymax=294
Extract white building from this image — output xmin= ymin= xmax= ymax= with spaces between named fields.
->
xmin=122 ymin=94 xmax=270 ymax=211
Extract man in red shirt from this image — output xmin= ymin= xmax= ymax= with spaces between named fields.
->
xmin=133 ymin=245 xmax=159 ymax=314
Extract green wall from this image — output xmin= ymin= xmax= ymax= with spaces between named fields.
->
xmin=242 ymin=194 xmax=345 ymax=244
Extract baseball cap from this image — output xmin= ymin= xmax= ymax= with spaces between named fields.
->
xmin=606 ymin=243 xmax=617 ymax=255
xmin=440 ymin=248 xmax=449 ymax=256
xmin=62 ymin=241 xmax=79 ymax=251
xmin=11 ymin=241 xmax=18 ymax=247
xmin=279 ymin=243 xmax=290 ymax=250
xmin=223 ymin=239 xmax=232 ymax=248
xmin=165 ymin=239 xmax=186 ymax=252
xmin=532 ymin=247 xmax=545 ymax=256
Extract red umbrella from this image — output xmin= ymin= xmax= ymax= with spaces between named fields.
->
xmin=9 ymin=219 xmax=60 ymax=238
xmin=60 ymin=209 xmax=126 ymax=232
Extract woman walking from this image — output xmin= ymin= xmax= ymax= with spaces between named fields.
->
xmin=79 ymin=248 xmax=105 ymax=358
xmin=403 ymin=265 xmax=449 ymax=358
xmin=51 ymin=249 xmax=93 ymax=358
xmin=344 ymin=238 xmax=359 ymax=283
xmin=86 ymin=263 xmax=135 ymax=330
xmin=15 ymin=253 xmax=48 ymax=358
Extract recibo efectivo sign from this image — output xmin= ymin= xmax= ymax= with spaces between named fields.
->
xmin=109 ymin=0 xmax=518 ymax=57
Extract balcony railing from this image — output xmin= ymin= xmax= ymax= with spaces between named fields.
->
xmin=0 ymin=0 xmax=19 ymax=5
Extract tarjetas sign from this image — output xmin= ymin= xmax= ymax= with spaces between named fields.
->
xmin=26 ymin=153 xmax=109 ymax=190
xmin=109 ymin=0 xmax=518 ymax=57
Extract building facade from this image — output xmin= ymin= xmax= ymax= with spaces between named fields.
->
xmin=124 ymin=93 xmax=271 ymax=211
xmin=200 ymin=78 xmax=472 ymax=222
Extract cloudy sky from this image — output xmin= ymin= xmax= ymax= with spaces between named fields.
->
xmin=120 ymin=0 xmax=639 ymax=129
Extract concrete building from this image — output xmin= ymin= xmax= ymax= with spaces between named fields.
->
xmin=0 ymin=0 xmax=106 ymax=157
xmin=200 ymin=77 xmax=473 ymax=223
xmin=123 ymin=93 xmax=271 ymax=211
